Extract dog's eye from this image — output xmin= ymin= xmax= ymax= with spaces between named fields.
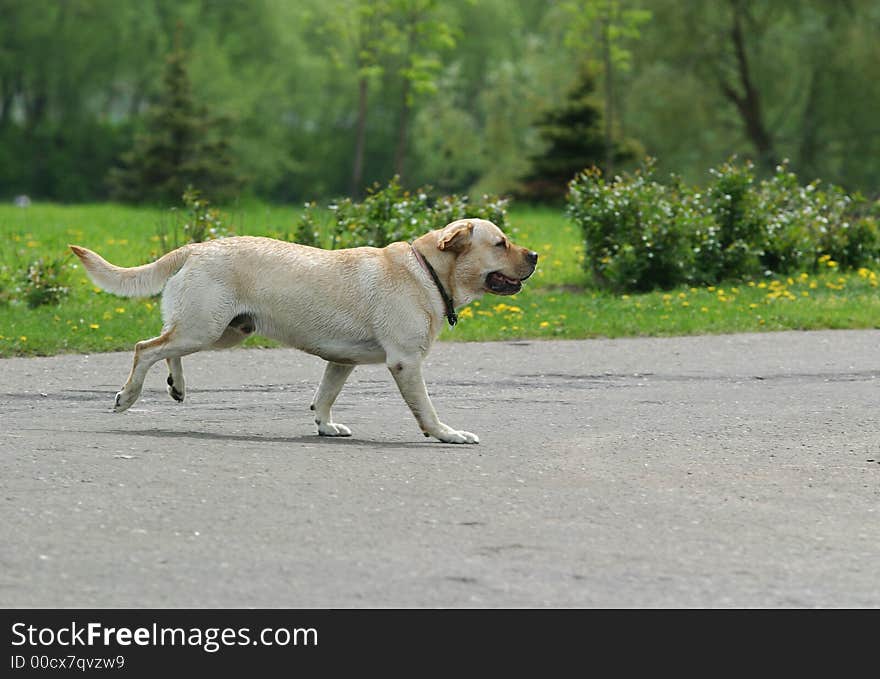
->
xmin=496 ymin=240 xmax=507 ymax=248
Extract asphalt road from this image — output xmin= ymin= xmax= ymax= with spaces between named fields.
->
xmin=2 ymin=330 xmax=879 ymax=608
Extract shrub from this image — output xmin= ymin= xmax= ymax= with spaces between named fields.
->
xmin=293 ymin=202 xmax=323 ymax=248
xmin=568 ymin=157 xmax=880 ymax=291
xmin=567 ymin=161 xmax=693 ymax=291
xmin=179 ymin=188 xmax=232 ymax=243
xmin=295 ymin=176 xmax=510 ymax=250
xmin=702 ymin=159 xmax=764 ymax=280
xmin=20 ymin=257 xmax=70 ymax=308
xmin=155 ymin=188 xmax=234 ymax=253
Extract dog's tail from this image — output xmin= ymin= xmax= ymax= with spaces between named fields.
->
xmin=69 ymin=244 xmax=193 ymax=298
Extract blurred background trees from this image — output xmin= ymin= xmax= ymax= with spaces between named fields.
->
xmin=1 ymin=0 xmax=878 ymax=204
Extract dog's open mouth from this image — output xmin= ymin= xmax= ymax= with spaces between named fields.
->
xmin=486 ymin=271 xmax=523 ymax=295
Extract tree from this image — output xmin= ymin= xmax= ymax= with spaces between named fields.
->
xmin=558 ymin=0 xmax=651 ymax=176
xmin=519 ymin=69 xmax=636 ymax=202
xmin=389 ymin=0 xmax=456 ymax=184
xmin=321 ymin=0 xmax=396 ymax=197
xmin=108 ymin=36 xmax=242 ymax=204
xmin=714 ymin=0 xmax=778 ymax=172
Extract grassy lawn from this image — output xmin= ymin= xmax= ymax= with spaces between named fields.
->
xmin=1 ymin=202 xmax=879 ymax=357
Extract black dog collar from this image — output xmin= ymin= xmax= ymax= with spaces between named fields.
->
xmin=411 ymin=244 xmax=457 ymax=327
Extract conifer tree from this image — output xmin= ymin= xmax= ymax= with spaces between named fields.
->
xmin=109 ymin=39 xmax=241 ymax=204
xmin=520 ymin=70 xmax=636 ymax=202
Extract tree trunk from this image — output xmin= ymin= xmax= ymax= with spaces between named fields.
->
xmin=719 ymin=0 xmax=778 ymax=171
xmin=351 ymin=75 xmax=368 ymax=197
xmin=393 ymin=78 xmax=411 ymax=182
xmin=602 ymin=14 xmax=614 ymax=177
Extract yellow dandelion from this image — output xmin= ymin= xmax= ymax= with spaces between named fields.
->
xmin=758 ymin=282 xmax=767 ymax=289
xmin=539 ymin=321 xmax=550 ymax=328
xmin=19 ymin=336 xmax=27 ymax=342
xmin=115 ymin=307 xmax=126 ymax=314
xmin=681 ymin=301 xmax=690 ymax=307
xmin=749 ymin=303 xmax=758 ymax=309
xmin=89 ymin=323 xmax=100 ymax=330
xmin=707 ymin=286 xmax=716 ymax=292
xmin=700 ymin=307 xmax=709 ymax=313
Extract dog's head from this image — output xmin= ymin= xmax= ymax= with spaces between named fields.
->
xmin=423 ymin=219 xmax=538 ymax=302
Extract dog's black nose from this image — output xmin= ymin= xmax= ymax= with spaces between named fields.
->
xmin=526 ymin=251 xmax=538 ymax=265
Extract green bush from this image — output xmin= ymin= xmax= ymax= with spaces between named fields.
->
xmin=20 ymin=257 xmax=71 ymax=309
xmin=568 ymin=157 xmax=880 ymax=291
xmin=702 ymin=159 xmax=764 ymax=281
xmin=295 ymin=176 xmax=510 ymax=250
xmin=567 ymin=162 xmax=694 ymax=291
xmin=155 ymin=188 xmax=235 ymax=253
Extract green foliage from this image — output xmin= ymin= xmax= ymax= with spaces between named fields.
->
xmin=293 ymin=202 xmax=323 ymax=248
xmin=179 ymin=188 xmax=233 ymax=243
xmin=155 ymin=188 xmax=234 ymax=253
xmin=108 ymin=43 xmax=242 ymax=205
xmin=567 ymin=162 xmax=692 ymax=291
xmin=296 ymin=176 xmax=509 ymax=249
xmin=4 ymin=1 xmax=880 ymax=202
xmin=569 ymin=158 xmax=880 ymax=292
xmin=558 ymin=0 xmax=652 ymax=72
xmin=20 ymin=257 xmax=71 ymax=309
xmin=521 ymin=69 xmax=638 ymax=202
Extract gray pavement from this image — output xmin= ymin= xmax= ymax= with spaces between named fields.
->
xmin=1 ymin=330 xmax=879 ymax=608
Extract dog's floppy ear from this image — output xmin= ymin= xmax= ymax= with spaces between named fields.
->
xmin=437 ymin=221 xmax=474 ymax=253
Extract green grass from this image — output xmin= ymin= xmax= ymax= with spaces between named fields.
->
xmin=1 ymin=202 xmax=879 ymax=357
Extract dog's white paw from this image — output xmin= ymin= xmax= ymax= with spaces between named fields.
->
xmin=317 ymin=422 xmax=352 ymax=437
xmin=113 ymin=389 xmax=138 ymax=413
xmin=430 ymin=425 xmax=480 ymax=444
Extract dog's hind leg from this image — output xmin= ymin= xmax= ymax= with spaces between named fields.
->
xmin=114 ymin=330 xmax=178 ymax=412
xmin=114 ymin=322 xmax=223 ymax=413
xmin=166 ymin=357 xmax=185 ymax=402
xmin=310 ymin=361 xmax=355 ymax=437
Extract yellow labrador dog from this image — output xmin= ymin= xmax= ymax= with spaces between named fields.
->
xmin=70 ymin=219 xmax=537 ymax=443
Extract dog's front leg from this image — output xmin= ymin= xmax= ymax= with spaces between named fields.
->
xmin=387 ymin=357 xmax=479 ymax=444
